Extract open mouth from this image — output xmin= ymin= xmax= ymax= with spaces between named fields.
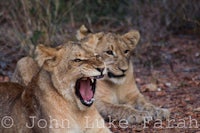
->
xmin=107 ymin=72 xmax=125 ymax=78
xmin=75 ymin=75 xmax=104 ymax=107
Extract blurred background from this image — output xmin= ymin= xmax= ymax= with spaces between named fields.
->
xmin=0 ymin=1 xmax=200 ymax=132
xmin=0 ymin=0 xmax=199 ymax=76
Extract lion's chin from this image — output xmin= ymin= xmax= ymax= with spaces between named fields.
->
xmin=106 ymin=72 xmax=126 ymax=85
xmin=75 ymin=75 xmax=103 ymax=107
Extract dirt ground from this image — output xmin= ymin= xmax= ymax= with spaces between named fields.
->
xmin=0 ymin=35 xmax=200 ymax=133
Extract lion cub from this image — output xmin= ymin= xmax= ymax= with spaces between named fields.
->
xmin=77 ymin=25 xmax=170 ymax=124
xmin=11 ymin=26 xmax=170 ymax=125
xmin=1 ymin=43 xmax=111 ymax=133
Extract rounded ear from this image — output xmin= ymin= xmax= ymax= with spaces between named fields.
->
xmin=76 ymin=25 xmax=91 ymax=40
xmin=34 ymin=44 xmax=62 ymax=70
xmin=81 ymin=32 xmax=104 ymax=52
xmin=122 ymin=30 xmax=140 ymax=49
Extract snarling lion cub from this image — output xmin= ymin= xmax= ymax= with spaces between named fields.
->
xmin=2 ymin=43 xmax=111 ymax=133
xmin=77 ymin=25 xmax=170 ymax=124
xmin=12 ymin=26 xmax=170 ymax=124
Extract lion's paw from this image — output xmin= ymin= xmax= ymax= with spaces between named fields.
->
xmin=128 ymin=111 xmax=150 ymax=124
xmin=142 ymin=103 xmax=170 ymax=120
xmin=153 ymin=107 xmax=170 ymax=120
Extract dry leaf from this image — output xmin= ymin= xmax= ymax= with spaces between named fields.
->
xmin=141 ymin=83 xmax=158 ymax=92
xmin=194 ymin=107 xmax=200 ymax=112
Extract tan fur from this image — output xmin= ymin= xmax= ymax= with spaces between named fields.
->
xmin=77 ymin=26 xmax=170 ymax=124
xmin=2 ymin=43 xmax=111 ymax=133
xmin=11 ymin=26 xmax=170 ymax=124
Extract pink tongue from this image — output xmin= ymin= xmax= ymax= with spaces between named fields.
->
xmin=79 ymin=78 xmax=93 ymax=101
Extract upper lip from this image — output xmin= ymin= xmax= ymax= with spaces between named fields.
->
xmin=93 ymin=74 xmax=104 ymax=79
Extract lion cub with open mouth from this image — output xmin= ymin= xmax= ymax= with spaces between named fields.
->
xmin=1 ymin=42 xmax=111 ymax=133
xmin=11 ymin=26 xmax=170 ymax=125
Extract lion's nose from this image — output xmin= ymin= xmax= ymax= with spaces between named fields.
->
xmin=118 ymin=60 xmax=128 ymax=73
xmin=96 ymin=68 xmax=104 ymax=74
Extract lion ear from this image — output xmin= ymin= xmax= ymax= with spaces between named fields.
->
xmin=122 ymin=30 xmax=140 ymax=49
xmin=76 ymin=25 xmax=91 ymax=40
xmin=81 ymin=32 xmax=104 ymax=51
xmin=35 ymin=44 xmax=62 ymax=71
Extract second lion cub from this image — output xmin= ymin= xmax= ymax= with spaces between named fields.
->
xmin=77 ymin=25 xmax=170 ymax=124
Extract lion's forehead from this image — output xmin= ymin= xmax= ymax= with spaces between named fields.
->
xmin=69 ymin=46 xmax=95 ymax=58
xmin=99 ymin=34 xmax=129 ymax=52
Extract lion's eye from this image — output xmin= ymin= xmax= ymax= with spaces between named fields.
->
xmin=73 ymin=59 xmax=82 ymax=62
xmin=106 ymin=50 xmax=114 ymax=55
xmin=124 ymin=50 xmax=130 ymax=54
xmin=96 ymin=54 xmax=101 ymax=59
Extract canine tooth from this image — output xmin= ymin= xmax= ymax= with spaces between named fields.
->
xmin=91 ymin=98 xmax=95 ymax=102
xmin=91 ymin=78 xmax=94 ymax=83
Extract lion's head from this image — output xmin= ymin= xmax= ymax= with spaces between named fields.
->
xmin=35 ymin=42 xmax=105 ymax=110
xmin=77 ymin=25 xmax=140 ymax=84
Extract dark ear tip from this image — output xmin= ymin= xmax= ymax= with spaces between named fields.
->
xmin=79 ymin=25 xmax=93 ymax=34
xmin=36 ymin=44 xmax=46 ymax=52
xmin=37 ymin=44 xmax=45 ymax=47
xmin=87 ymin=29 xmax=92 ymax=33
xmin=76 ymin=25 xmax=91 ymax=40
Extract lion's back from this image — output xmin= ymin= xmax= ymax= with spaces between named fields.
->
xmin=0 ymin=82 xmax=24 ymax=103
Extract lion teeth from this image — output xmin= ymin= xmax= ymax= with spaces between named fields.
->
xmin=84 ymin=98 xmax=95 ymax=105
xmin=91 ymin=78 xmax=94 ymax=83
xmin=91 ymin=98 xmax=95 ymax=102
xmin=84 ymin=100 xmax=92 ymax=104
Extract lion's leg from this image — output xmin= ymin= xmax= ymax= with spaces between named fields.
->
xmin=123 ymin=84 xmax=170 ymax=120
xmin=11 ymin=57 xmax=39 ymax=86
xmin=96 ymin=101 xmax=149 ymax=124
xmin=133 ymin=94 xmax=170 ymax=120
